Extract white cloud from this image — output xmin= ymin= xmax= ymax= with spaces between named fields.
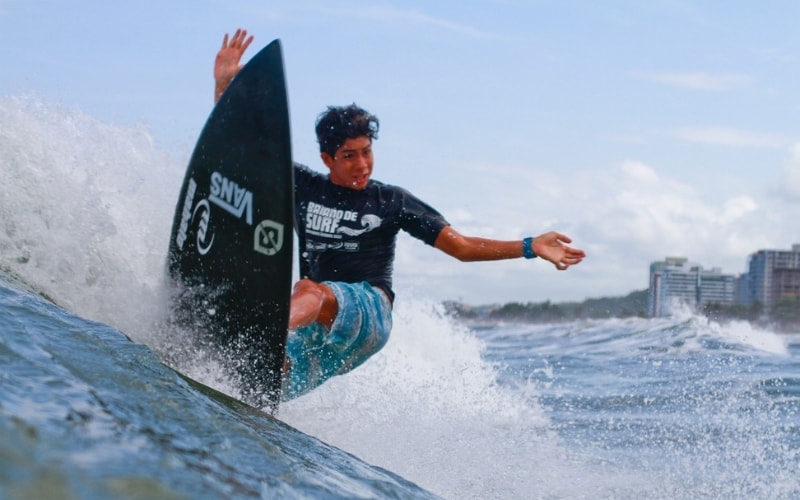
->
xmin=620 ymin=160 xmax=661 ymax=184
xmin=632 ymin=71 xmax=754 ymax=91
xmin=721 ymin=196 xmax=758 ymax=221
xmin=393 ymin=157 xmax=788 ymax=304
xmin=669 ymin=126 xmax=784 ymax=148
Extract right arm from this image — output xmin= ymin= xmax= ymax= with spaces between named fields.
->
xmin=214 ymin=28 xmax=254 ymax=102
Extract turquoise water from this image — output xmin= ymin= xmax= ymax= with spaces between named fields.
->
xmin=0 ymin=274 xmax=437 ymax=499
xmin=3 ymin=95 xmax=800 ymax=499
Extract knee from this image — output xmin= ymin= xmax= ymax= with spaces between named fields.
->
xmin=291 ymin=279 xmax=338 ymax=329
xmin=293 ymin=279 xmax=335 ymax=305
xmin=292 ymin=278 xmax=322 ymax=297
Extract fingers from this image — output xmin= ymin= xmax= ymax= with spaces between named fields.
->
xmin=222 ymin=29 xmax=254 ymax=51
xmin=535 ymin=232 xmax=586 ymax=270
xmin=232 ymin=28 xmax=247 ymax=46
xmin=554 ymin=232 xmax=572 ymax=244
xmin=241 ymin=32 xmax=254 ymax=53
xmin=554 ymin=261 xmax=570 ymax=271
xmin=565 ymin=247 xmax=586 ymax=259
xmin=554 ymin=258 xmax=579 ymax=271
xmin=552 ymin=250 xmax=584 ymax=271
xmin=231 ymin=29 xmax=253 ymax=49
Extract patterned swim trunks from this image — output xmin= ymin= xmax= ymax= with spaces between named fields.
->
xmin=281 ymin=281 xmax=392 ymax=400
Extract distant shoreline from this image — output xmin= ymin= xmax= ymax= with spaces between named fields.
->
xmin=444 ymin=289 xmax=800 ymax=334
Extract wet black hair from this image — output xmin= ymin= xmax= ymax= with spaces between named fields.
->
xmin=314 ymin=104 xmax=379 ymax=158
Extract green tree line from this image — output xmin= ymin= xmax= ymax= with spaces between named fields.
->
xmin=447 ymin=290 xmax=800 ymax=330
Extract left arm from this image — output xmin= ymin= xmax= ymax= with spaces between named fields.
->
xmin=433 ymin=226 xmax=585 ymax=271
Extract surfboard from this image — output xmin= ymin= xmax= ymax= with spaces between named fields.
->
xmin=166 ymin=39 xmax=293 ymax=412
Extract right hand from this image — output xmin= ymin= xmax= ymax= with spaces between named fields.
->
xmin=214 ymin=28 xmax=254 ymax=100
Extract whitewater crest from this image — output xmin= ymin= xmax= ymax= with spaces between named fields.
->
xmin=0 ymin=95 xmax=180 ymax=341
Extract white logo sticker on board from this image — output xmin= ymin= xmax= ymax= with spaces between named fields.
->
xmin=209 ymin=171 xmax=254 ymax=225
xmin=175 ymin=178 xmax=197 ymax=250
xmin=193 ymin=199 xmax=215 ymax=255
xmin=254 ymin=220 xmax=284 ymax=256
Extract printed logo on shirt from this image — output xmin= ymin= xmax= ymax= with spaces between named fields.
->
xmin=337 ymin=214 xmax=381 ymax=236
xmin=304 ymin=239 xmax=360 ymax=253
xmin=305 ymin=202 xmax=382 ymax=239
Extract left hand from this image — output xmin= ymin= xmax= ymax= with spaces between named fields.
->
xmin=533 ymin=232 xmax=586 ymax=270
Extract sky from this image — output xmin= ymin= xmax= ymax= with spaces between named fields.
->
xmin=2 ymin=0 xmax=800 ymax=305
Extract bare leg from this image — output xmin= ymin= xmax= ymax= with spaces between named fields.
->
xmin=284 ymin=280 xmax=338 ymax=376
xmin=288 ymin=279 xmax=338 ymax=330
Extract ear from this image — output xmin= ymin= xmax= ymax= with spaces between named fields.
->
xmin=320 ymin=152 xmax=334 ymax=170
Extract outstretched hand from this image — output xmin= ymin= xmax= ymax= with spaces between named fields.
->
xmin=533 ymin=232 xmax=586 ymax=271
xmin=214 ymin=28 xmax=254 ymax=102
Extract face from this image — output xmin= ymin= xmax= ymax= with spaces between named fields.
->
xmin=321 ymin=136 xmax=373 ymax=190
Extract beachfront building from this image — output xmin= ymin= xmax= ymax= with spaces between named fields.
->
xmin=743 ymin=244 xmax=800 ymax=311
xmin=648 ymin=257 xmax=737 ymax=317
xmin=697 ymin=268 xmax=738 ymax=308
xmin=649 ymin=257 xmax=697 ymax=317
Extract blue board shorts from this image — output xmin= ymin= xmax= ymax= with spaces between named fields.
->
xmin=281 ymin=281 xmax=393 ymax=401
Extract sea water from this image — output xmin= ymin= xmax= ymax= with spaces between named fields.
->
xmin=2 ymin=96 xmax=799 ymax=499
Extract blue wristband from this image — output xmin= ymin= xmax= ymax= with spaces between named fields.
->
xmin=522 ymin=237 xmax=537 ymax=259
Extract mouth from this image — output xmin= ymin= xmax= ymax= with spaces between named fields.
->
xmin=352 ymin=175 xmax=369 ymax=187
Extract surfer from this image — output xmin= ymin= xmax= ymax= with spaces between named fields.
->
xmin=214 ymin=29 xmax=586 ymax=400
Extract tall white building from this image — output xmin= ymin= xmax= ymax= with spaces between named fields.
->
xmin=744 ymin=244 xmax=800 ymax=311
xmin=648 ymin=257 xmax=737 ymax=317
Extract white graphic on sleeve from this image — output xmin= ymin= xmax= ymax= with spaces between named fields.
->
xmin=208 ymin=171 xmax=253 ymax=225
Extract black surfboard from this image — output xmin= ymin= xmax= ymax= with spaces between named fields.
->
xmin=166 ymin=39 xmax=293 ymax=412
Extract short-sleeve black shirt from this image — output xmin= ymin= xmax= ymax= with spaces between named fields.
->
xmin=294 ymin=163 xmax=449 ymax=301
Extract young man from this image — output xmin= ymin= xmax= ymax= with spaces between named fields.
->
xmin=214 ymin=29 xmax=586 ymax=400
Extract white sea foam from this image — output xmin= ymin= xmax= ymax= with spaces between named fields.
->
xmin=280 ymin=296 xmax=582 ymax=500
xmin=0 ymin=95 xmax=184 ymax=343
xmin=6 ymin=95 xmax=798 ymax=500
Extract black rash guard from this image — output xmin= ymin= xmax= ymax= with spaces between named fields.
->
xmin=294 ymin=163 xmax=449 ymax=301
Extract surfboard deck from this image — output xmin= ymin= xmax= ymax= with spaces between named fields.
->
xmin=166 ymin=39 xmax=293 ymax=412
